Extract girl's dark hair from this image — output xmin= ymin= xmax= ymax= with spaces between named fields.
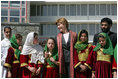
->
xmin=47 ymin=37 xmax=56 ymax=44
xmin=45 ymin=37 xmax=56 ymax=52
xmin=4 ymin=26 xmax=12 ymax=32
xmin=98 ymin=34 xmax=105 ymax=39
xmin=79 ymin=29 xmax=88 ymax=40
xmin=15 ymin=33 xmax=22 ymax=39
xmin=34 ymin=32 xmax=38 ymax=38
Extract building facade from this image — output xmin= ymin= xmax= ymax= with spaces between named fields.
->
xmin=30 ymin=1 xmax=117 ymax=42
xmin=1 ymin=1 xmax=40 ymax=44
xmin=1 ymin=1 xmax=117 ymax=44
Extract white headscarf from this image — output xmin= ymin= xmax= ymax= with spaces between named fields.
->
xmin=21 ymin=32 xmax=44 ymax=64
xmin=1 ymin=27 xmax=11 ymax=65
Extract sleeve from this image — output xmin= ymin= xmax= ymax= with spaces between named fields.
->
xmin=73 ymin=48 xmax=81 ymax=69
xmin=53 ymin=52 xmax=58 ymax=61
xmin=112 ymin=57 xmax=117 ymax=70
xmin=84 ymin=46 xmax=94 ymax=70
xmin=4 ymin=48 xmax=14 ymax=69
xmin=20 ymin=54 xmax=29 ymax=67
xmin=92 ymin=51 xmax=97 ymax=73
xmin=1 ymin=46 xmax=9 ymax=65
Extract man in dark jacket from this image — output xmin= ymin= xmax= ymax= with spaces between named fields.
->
xmin=93 ymin=17 xmax=117 ymax=48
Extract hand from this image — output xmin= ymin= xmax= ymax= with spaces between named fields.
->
xmin=7 ymin=70 xmax=11 ymax=78
xmin=50 ymin=57 xmax=55 ymax=62
xmin=19 ymin=46 xmax=22 ymax=52
xmin=113 ymin=71 xmax=117 ymax=78
xmin=92 ymin=72 xmax=95 ymax=78
xmin=80 ymin=64 xmax=87 ymax=72
xmin=36 ymin=67 xmax=41 ymax=75
xmin=45 ymin=52 xmax=49 ymax=58
xmin=28 ymin=66 xmax=36 ymax=73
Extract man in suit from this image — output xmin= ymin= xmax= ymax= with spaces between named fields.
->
xmin=93 ymin=17 xmax=117 ymax=48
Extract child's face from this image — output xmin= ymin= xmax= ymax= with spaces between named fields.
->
xmin=80 ymin=33 xmax=87 ymax=42
xmin=4 ymin=28 xmax=11 ymax=39
xmin=17 ymin=37 xmax=22 ymax=45
xmin=47 ymin=39 xmax=55 ymax=51
xmin=33 ymin=35 xmax=39 ymax=44
xmin=98 ymin=37 xmax=106 ymax=47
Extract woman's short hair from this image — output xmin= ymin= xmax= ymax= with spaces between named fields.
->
xmin=56 ymin=17 xmax=69 ymax=29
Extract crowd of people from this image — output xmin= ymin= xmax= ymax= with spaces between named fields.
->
xmin=1 ymin=17 xmax=117 ymax=78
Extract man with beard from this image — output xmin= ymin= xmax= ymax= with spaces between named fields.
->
xmin=93 ymin=17 xmax=117 ymax=48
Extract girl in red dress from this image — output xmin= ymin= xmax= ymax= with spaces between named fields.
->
xmin=112 ymin=45 xmax=117 ymax=78
xmin=42 ymin=37 xmax=59 ymax=78
xmin=92 ymin=33 xmax=113 ymax=78
xmin=20 ymin=32 xmax=44 ymax=78
xmin=4 ymin=34 xmax=22 ymax=78
xmin=74 ymin=29 xmax=94 ymax=78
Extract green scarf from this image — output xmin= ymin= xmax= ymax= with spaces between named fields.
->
xmin=93 ymin=33 xmax=113 ymax=55
xmin=10 ymin=34 xmax=21 ymax=60
xmin=114 ymin=45 xmax=117 ymax=62
xmin=74 ymin=30 xmax=88 ymax=53
xmin=44 ymin=44 xmax=58 ymax=67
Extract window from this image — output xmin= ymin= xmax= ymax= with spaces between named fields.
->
xmin=22 ymin=8 xmax=25 ymax=16
xmin=10 ymin=9 xmax=20 ymax=16
xmin=10 ymin=1 xmax=20 ymax=7
xmin=22 ymin=1 xmax=25 ymax=8
xmin=66 ymin=5 xmax=70 ymax=16
xmin=107 ymin=4 xmax=110 ymax=15
xmin=30 ymin=5 xmax=36 ymax=16
xmin=111 ymin=24 xmax=117 ymax=33
xmin=96 ymin=4 xmax=99 ymax=15
xmin=37 ymin=5 xmax=41 ymax=16
xmin=1 ymin=1 xmax=8 ymax=7
xmin=1 ymin=8 xmax=8 ymax=16
xmin=52 ymin=5 xmax=57 ymax=16
xmin=70 ymin=4 xmax=76 ymax=16
xmin=81 ymin=4 xmax=87 ymax=16
xmin=69 ymin=24 xmax=77 ymax=32
xmin=1 ymin=1 xmax=26 ymax=23
xmin=59 ymin=4 xmax=65 ymax=16
xmin=41 ymin=24 xmax=58 ymax=36
xmin=10 ymin=17 xmax=19 ymax=22
xmin=100 ymin=4 xmax=106 ymax=15
xmin=89 ymin=24 xmax=95 ymax=35
xmin=41 ymin=5 xmax=47 ymax=16
xmin=22 ymin=18 xmax=25 ymax=23
xmin=95 ymin=24 xmax=100 ymax=33
xmin=77 ymin=24 xmax=81 ymax=33
xmin=111 ymin=4 xmax=117 ymax=15
xmin=48 ymin=5 xmax=52 ymax=16
xmin=89 ymin=4 xmax=95 ymax=16
xmin=77 ymin=4 xmax=80 ymax=16
xmin=81 ymin=24 xmax=88 ymax=30
xmin=1 ymin=17 xmax=8 ymax=22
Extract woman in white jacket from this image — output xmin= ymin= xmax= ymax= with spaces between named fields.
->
xmin=1 ymin=26 xmax=12 ymax=78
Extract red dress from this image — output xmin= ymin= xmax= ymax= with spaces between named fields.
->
xmin=20 ymin=54 xmax=43 ymax=78
xmin=92 ymin=48 xmax=112 ymax=78
xmin=42 ymin=62 xmax=59 ymax=78
xmin=74 ymin=44 xmax=94 ymax=78
xmin=4 ymin=47 xmax=21 ymax=78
